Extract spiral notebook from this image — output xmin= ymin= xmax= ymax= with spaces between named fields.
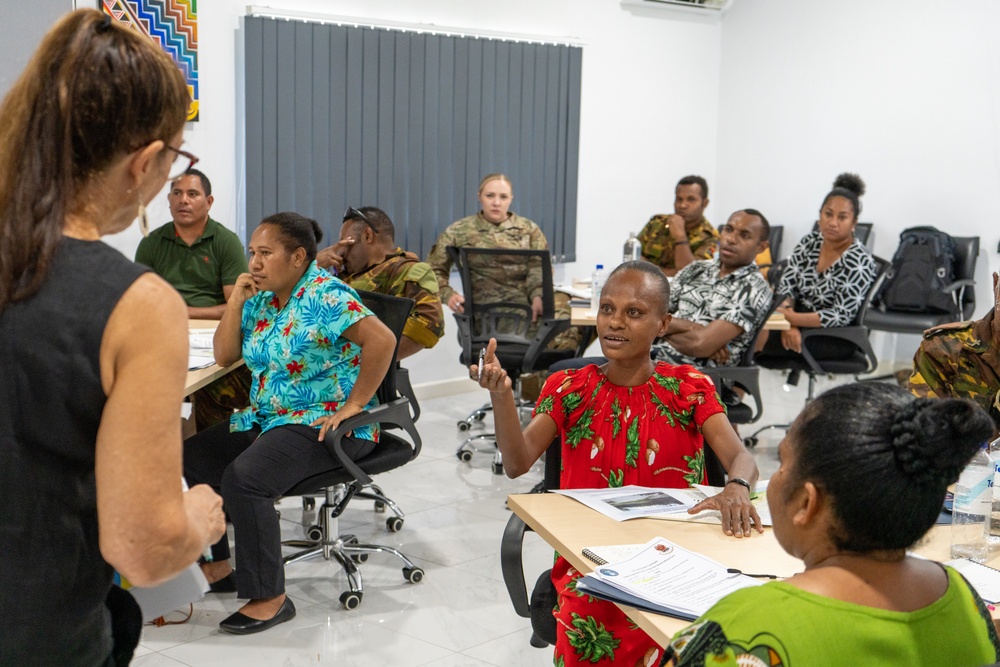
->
xmin=581 ymin=544 xmax=647 ymax=566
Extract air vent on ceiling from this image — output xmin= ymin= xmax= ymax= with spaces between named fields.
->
xmin=620 ymin=0 xmax=734 ymax=14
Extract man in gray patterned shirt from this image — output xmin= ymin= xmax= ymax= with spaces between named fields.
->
xmin=652 ymin=209 xmax=772 ymax=367
xmin=552 ymin=209 xmax=772 ymax=373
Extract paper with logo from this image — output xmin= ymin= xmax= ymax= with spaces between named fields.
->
xmin=575 ymin=537 xmax=761 ymax=620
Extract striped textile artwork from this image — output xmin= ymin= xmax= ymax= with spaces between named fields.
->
xmin=102 ymin=0 xmax=199 ymax=122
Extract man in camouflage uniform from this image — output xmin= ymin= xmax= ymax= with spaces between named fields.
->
xmin=426 ymin=209 xmax=581 ymax=353
xmin=317 ymin=206 xmax=444 ymax=360
xmin=908 ymin=271 xmax=1000 ymax=429
xmin=638 ymin=174 xmax=719 ymax=277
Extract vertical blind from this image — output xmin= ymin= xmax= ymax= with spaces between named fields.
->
xmin=244 ymin=16 xmax=582 ymax=261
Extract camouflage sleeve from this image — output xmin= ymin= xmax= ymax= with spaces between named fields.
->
xmin=691 ymin=225 xmax=720 ymax=261
xmin=526 ymin=221 xmax=549 ymax=303
xmin=908 ymin=338 xmax=956 ymax=399
xmin=396 ymin=262 xmax=446 ymax=348
xmin=638 ymin=216 xmax=671 ymax=267
xmin=426 ymin=226 xmax=458 ymax=305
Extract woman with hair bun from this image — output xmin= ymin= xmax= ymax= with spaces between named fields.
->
xmin=762 ymin=173 xmax=878 ymax=359
xmin=665 ymin=383 xmax=1000 ymax=666
xmin=183 ymin=212 xmax=396 ymax=634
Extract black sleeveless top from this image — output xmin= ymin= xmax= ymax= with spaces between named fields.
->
xmin=0 ymin=238 xmax=147 ymax=666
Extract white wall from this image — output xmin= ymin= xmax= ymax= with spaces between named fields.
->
xmin=102 ymin=0 xmax=724 ymax=388
xmin=715 ymin=0 xmax=1000 ymax=364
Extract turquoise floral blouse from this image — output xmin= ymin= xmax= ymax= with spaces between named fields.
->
xmin=230 ymin=261 xmax=379 ymax=442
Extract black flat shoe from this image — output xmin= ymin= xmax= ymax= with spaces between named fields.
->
xmin=208 ymin=572 xmax=237 ymax=593
xmin=219 ymin=598 xmax=296 ymax=635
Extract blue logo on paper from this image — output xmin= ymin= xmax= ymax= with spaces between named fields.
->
xmin=598 ymin=568 xmax=619 ymax=577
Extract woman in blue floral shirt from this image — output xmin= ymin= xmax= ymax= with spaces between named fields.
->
xmin=184 ymin=212 xmax=396 ymax=635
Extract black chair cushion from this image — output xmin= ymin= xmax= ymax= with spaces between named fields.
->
xmin=756 ymin=351 xmax=871 ymax=376
xmin=285 ymin=433 xmax=414 ymax=496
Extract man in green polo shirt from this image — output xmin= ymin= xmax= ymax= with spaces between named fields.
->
xmin=135 ymin=168 xmax=247 ymax=319
xmin=135 ymin=168 xmax=250 ymax=430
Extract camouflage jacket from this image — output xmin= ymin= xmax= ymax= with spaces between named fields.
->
xmin=341 ymin=248 xmax=445 ymax=349
xmin=908 ymin=309 xmax=1000 ymax=427
xmin=426 ymin=212 xmax=548 ymax=306
xmin=637 ymin=215 xmax=719 ymax=270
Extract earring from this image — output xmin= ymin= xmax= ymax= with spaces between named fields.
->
xmin=137 ymin=195 xmax=149 ymax=238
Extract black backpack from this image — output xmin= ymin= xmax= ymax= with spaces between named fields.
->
xmin=875 ymin=226 xmax=957 ymax=314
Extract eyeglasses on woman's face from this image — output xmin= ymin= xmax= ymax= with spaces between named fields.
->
xmin=165 ymin=145 xmax=200 ymax=180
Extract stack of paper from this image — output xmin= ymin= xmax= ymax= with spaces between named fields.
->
xmin=188 ymin=328 xmax=216 ymax=370
xmin=576 ymin=537 xmax=762 ymax=620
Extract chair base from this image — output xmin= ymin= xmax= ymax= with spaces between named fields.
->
xmin=455 ymin=391 xmax=534 ymax=475
xmin=282 ymin=484 xmax=424 ymax=609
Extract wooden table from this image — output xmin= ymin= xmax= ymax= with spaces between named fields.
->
xmin=507 ymin=492 xmax=982 ymax=646
xmin=571 ymin=306 xmax=789 ymax=330
xmin=184 ymin=319 xmax=243 ymax=396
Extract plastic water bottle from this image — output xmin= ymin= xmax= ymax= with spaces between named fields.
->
xmin=590 ymin=264 xmax=607 ymax=313
xmin=989 ymin=436 xmax=1000 ymax=545
xmin=623 ymin=232 xmax=641 ymax=263
xmin=951 ymin=442 xmax=992 ymax=563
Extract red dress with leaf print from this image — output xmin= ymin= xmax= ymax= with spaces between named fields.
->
xmin=533 ymin=362 xmax=725 ymax=667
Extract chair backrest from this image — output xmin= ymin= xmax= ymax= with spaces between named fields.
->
xmin=811 ymin=221 xmax=873 ymax=249
xmin=768 ymin=225 xmax=783 ymax=262
xmin=953 ymin=236 xmax=980 ymax=317
xmin=355 ymin=290 xmax=414 ymax=405
xmin=447 ymin=247 xmax=570 ymax=371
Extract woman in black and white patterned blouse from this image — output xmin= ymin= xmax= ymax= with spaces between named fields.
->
xmin=764 ymin=173 xmax=877 ymax=359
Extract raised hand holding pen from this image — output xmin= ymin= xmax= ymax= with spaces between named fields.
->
xmin=471 ymin=337 xmax=511 ymax=394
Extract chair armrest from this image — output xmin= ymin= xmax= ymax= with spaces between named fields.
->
xmin=396 ymin=365 xmax=420 ymax=423
xmin=520 ymin=318 xmax=572 ymax=374
xmin=799 ymin=326 xmax=877 ymax=375
xmin=500 ymin=512 xmax=534 ymax=618
xmin=321 ymin=398 xmax=423 ymax=486
xmin=702 ymin=366 xmax=763 ymax=423
xmin=453 ymin=313 xmax=474 ymax=363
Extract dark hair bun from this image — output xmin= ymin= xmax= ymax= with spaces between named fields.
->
xmin=890 ymin=398 xmax=993 ymax=486
xmin=833 ymin=172 xmax=865 ymax=197
xmin=310 ymin=220 xmax=323 ymax=245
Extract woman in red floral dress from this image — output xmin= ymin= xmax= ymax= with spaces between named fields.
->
xmin=474 ymin=260 xmax=762 ymax=667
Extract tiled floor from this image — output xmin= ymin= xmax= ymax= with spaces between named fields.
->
xmin=133 ymin=368 xmax=861 ymax=666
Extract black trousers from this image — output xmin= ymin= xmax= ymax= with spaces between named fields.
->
xmin=183 ymin=422 xmax=376 ymax=599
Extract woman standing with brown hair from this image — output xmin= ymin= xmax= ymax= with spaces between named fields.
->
xmin=0 ymin=10 xmax=225 ymax=665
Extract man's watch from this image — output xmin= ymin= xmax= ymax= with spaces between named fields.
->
xmin=726 ymin=477 xmax=752 ymax=493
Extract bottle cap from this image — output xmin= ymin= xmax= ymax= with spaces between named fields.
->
xmin=596 ymin=264 xmax=604 ymax=270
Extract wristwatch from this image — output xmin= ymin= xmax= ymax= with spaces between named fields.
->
xmin=726 ymin=477 xmax=752 ymax=493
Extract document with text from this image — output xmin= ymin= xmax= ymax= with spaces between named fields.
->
xmin=575 ymin=536 xmax=762 ymax=620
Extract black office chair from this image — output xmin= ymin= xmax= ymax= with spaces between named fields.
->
xmin=281 ymin=290 xmax=424 ymax=610
xmin=862 ymin=236 xmax=979 ymax=333
xmin=746 ymin=259 xmax=887 ymax=445
xmin=449 ymin=247 xmax=575 ymax=473
xmin=700 ymin=291 xmax=782 ymax=449
xmin=768 ymin=224 xmax=784 ymax=263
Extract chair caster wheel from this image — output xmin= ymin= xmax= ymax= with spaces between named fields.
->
xmin=302 ymin=497 xmax=316 ymax=510
xmin=457 ymin=421 xmax=471 ymax=431
xmin=340 ymin=591 xmax=362 ymax=610
xmin=351 ymin=553 xmax=369 ymax=564
xmin=403 ymin=567 xmax=424 ymax=583
xmin=386 ymin=516 xmax=404 ymax=533
xmin=305 ymin=525 xmax=323 ymax=542
xmin=492 ymin=462 xmax=504 ymax=475
xmin=457 ymin=450 xmax=473 ymax=463
xmin=374 ymin=500 xmax=386 ymax=513
xmin=743 ymin=436 xmax=758 ymax=449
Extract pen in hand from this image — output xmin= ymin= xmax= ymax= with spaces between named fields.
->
xmin=477 ymin=347 xmax=485 ymax=381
